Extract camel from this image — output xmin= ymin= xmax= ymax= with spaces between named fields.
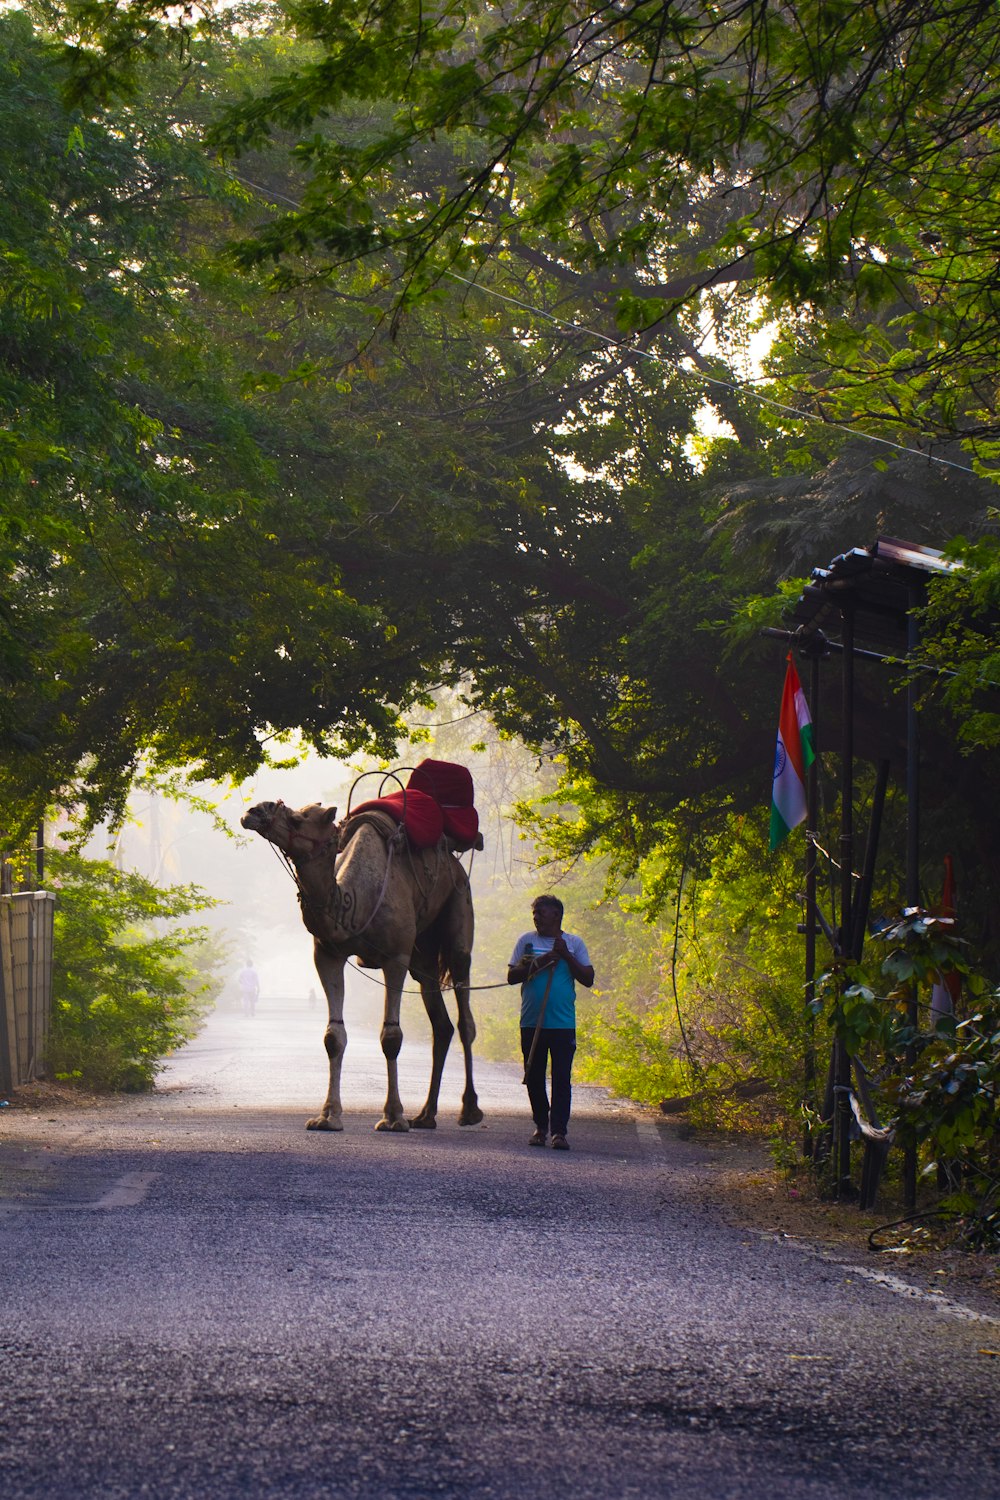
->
xmin=240 ymin=799 xmax=483 ymax=1133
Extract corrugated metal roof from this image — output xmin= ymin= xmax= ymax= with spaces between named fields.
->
xmin=789 ymin=535 xmax=962 ymax=651
xmin=873 ymin=536 xmax=963 ymax=574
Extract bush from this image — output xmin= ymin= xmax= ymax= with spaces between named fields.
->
xmin=47 ymin=850 xmax=223 ymax=1091
xmin=576 ymin=1000 xmax=688 ymax=1106
xmin=814 ymin=911 xmax=1000 ymax=1245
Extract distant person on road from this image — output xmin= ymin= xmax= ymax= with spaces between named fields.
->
xmin=237 ymin=958 xmax=260 ymax=1019
xmin=508 ymin=895 xmax=594 ymax=1151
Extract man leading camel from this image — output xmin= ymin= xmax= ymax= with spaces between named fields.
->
xmin=508 ymin=895 xmax=594 ymax=1151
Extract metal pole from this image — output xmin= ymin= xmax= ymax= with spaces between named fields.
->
xmin=851 ymin=759 xmax=890 ymax=961
xmin=804 ymin=649 xmax=820 ymax=1156
xmin=840 ymin=602 xmax=856 ymax=950
xmin=904 ymin=588 xmax=922 ymax=1213
xmin=835 ymin=600 xmax=855 ymax=1198
xmin=906 ymin=600 xmax=921 ymax=908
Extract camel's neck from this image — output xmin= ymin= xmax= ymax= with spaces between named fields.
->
xmin=292 ymin=820 xmax=391 ymax=946
xmin=293 ymin=856 xmax=352 ymax=944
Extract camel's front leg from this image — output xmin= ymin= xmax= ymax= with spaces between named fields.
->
xmin=306 ymin=941 xmax=347 ymax=1132
xmin=376 ymin=955 xmax=410 ymax=1133
xmin=452 ymin=960 xmax=484 ymax=1127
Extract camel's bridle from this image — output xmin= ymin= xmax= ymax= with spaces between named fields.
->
xmin=264 ymin=808 xmax=406 ymax=939
xmin=254 ymin=801 xmax=339 ymax=865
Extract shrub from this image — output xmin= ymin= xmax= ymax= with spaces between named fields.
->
xmin=815 ymin=911 xmax=999 ymax=1245
xmin=47 ymin=850 xmax=223 ymax=1091
xmin=576 ymin=1000 xmax=688 ymax=1106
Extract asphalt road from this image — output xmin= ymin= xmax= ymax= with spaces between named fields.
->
xmin=1 ymin=1000 xmax=998 ymax=1499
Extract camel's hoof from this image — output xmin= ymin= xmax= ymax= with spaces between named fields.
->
xmin=409 ymin=1112 xmax=437 ymax=1130
xmin=306 ymin=1115 xmax=343 ymax=1131
xmin=375 ymin=1118 xmax=410 ymax=1133
xmin=459 ymin=1105 xmax=484 ymax=1127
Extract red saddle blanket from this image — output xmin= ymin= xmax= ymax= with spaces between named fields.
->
xmin=350 ymin=759 xmax=480 ymax=850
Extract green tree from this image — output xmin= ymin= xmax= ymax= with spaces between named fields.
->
xmin=11 ymin=3 xmax=999 ymax=1150
xmin=9 ymin=11 xmax=468 ymax=826
xmin=1 ymin=13 xmax=603 ymax=829
xmin=47 ymin=848 xmax=222 ymax=1090
xmin=56 ymin=0 xmax=995 ymax=456
xmin=8 ymin=5 xmax=993 ymax=855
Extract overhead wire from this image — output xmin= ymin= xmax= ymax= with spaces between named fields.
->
xmin=444 ymin=271 xmax=980 ymax=476
xmin=226 ymin=169 xmax=981 ymax=477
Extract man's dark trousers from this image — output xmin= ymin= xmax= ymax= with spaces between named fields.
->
xmin=520 ymin=1027 xmax=577 ymax=1137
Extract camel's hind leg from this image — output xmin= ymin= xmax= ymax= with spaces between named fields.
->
xmin=307 ymin=941 xmax=347 ymax=1132
xmin=409 ymin=944 xmax=455 ymax=1129
xmin=435 ymin=882 xmax=482 ymax=1126
xmin=375 ymin=954 xmax=411 ymax=1133
xmin=451 ymin=952 xmax=483 ymax=1126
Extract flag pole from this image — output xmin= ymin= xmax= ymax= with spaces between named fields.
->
xmin=834 ymin=599 xmax=855 ymax=1200
xmin=804 ymin=646 xmax=820 ymax=1157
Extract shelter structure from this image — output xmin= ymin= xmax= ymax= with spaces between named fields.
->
xmin=768 ymin=536 xmax=963 ymax=1209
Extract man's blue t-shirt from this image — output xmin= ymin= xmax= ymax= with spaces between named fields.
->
xmin=509 ymin=932 xmax=591 ymax=1029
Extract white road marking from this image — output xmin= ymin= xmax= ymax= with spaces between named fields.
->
xmin=767 ymin=1234 xmax=1000 ymax=1328
xmin=88 ymin=1171 xmax=160 ymax=1210
xmin=634 ymin=1116 xmax=663 ymax=1157
xmin=830 ymin=1258 xmax=1000 ymax=1326
xmin=633 ymin=1126 xmax=1000 ymax=1330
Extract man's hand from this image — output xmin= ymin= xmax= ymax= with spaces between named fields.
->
xmin=529 ymin=950 xmax=558 ymax=973
xmin=552 ymin=935 xmax=595 ymax=989
xmin=507 ymin=948 xmax=556 ymax=985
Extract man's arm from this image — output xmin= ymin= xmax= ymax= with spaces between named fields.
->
xmin=507 ymin=939 xmax=552 ymax=986
xmin=553 ymin=935 xmax=595 ymax=988
xmin=507 ymin=939 xmax=532 ymax=986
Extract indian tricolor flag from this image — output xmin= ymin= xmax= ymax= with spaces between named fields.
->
xmin=769 ymin=655 xmax=816 ymax=850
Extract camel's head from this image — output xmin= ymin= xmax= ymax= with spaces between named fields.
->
xmin=241 ymin=800 xmax=338 ymax=861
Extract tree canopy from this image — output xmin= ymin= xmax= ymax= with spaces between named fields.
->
xmin=56 ymin=0 xmax=1000 ymax=458
xmin=7 ymin=0 xmax=1000 ymax=1211
xmin=2 ymin=1 xmax=1000 ymax=961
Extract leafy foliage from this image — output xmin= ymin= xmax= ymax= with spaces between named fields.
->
xmin=0 ymin=12 xmax=400 ymax=826
xmin=918 ymin=536 xmax=1000 ymax=751
xmin=66 ymin=0 xmax=1000 ymax=459
xmin=6 ymin=3 xmax=1000 ymax=1155
xmin=578 ymin=1002 xmax=688 ymax=1110
xmin=812 ymin=910 xmax=999 ymax=1242
xmin=3 ymin=6 xmax=997 ymax=862
xmin=900 ymin=1004 xmax=1000 ymax=1248
xmin=47 ymin=849 xmax=223 ymax=1090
